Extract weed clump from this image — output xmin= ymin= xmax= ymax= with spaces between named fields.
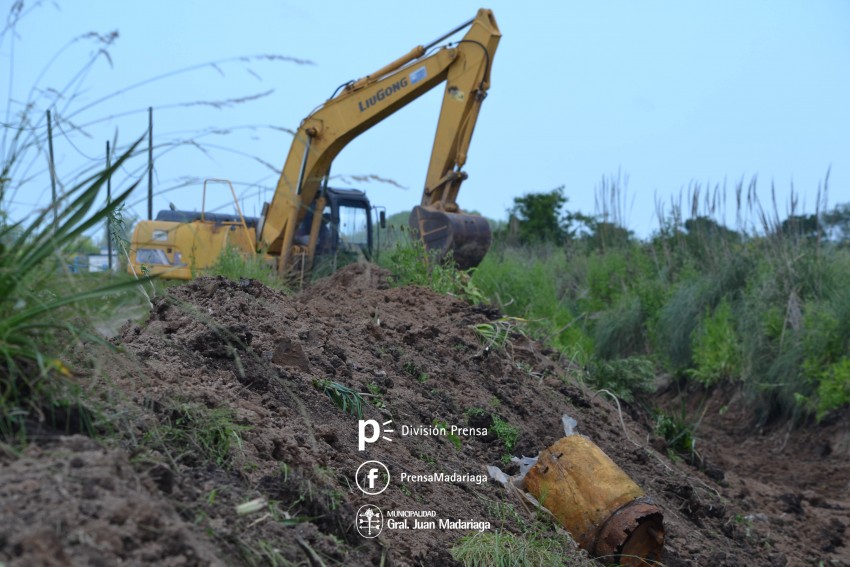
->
xmin=585 ymin=356 xmax=655 ymax=403
xmin=379 ymin=235 xmax=485 ymax=303
xmin=209 ymin=245 xmax=289 ymax=292
xmin=491 ymin=416 xmax=520 ymax=453
xmin=146 ymin=402 xmax=247 ymax=467
xmin=0 ymin=141 xmax=146 ymax=442
xmin=451 ymin=530 xmax=588 ymax=567
xmin=313 ymin=378 xmax=365 ymax=418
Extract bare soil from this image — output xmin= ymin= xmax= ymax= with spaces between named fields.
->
xmin=1 ymin=263 xmax=847 ymax=566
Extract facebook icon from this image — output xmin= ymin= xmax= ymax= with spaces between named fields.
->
xmin=356 ymin=460 xmax=390 ymax=495
xmin=366 ymin=467 xmax=380 ymax=489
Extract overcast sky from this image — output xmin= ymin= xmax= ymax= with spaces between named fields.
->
xmin=3 ymin=0 xmax=849 ymax=237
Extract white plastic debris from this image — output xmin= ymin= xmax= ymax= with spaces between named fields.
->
xmin=236 ymin=497 xmax=267 ymax=515
xmin=487 ymin=465 xmax=510 ymax=486
xmin=488 ymin=415 xmax=577 ymax=491
xmin=562 ymin=414 xmax=578 ymax=436
xmin=513 ymin=455 xmax=539 ymax=478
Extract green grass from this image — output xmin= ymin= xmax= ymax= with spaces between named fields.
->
xmin=472 ymin=317 xmax=527 ymax=351
xmin=0 ymin=138 xmax=150 ymax=442
xmin=450 ymin=499 xmax=593 ymax=567
xmin=491 ymin=416 xmax=520 ymax=453
xmin=451 ymin=529 xmax=591 ymax=567
xmin=378 ymin=234 xmax=485 ymax=302
xmin=433 ymin=418 xmax=462 ymax=450
xmin=144 ymin=401 xmax=247 ymax=467
xmin=313 ymin=378 xmax=365 ymax=418
xmin=377 ymin=182 xmax=850 ymax=423
xmin=471 ymin=243 xmax=593 ymax=363
xmin=209 ymin=245 xmax=289 ymax=292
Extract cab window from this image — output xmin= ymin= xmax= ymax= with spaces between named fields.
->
xmin=337 ymin=205 xmax=369 ymax=249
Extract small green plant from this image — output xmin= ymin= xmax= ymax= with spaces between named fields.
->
xmin=278 ymin=462 xmax=291 ymax=482
xmin=402 ymin=361 xmax=420 ymax=376
xmin=418 ymin=452 xmax=437 ymax=466
xmin=150 ymin=402 xmax=246 ymax=467
xmin=465 ymin=407 xmax=486 ymax=419
xmin=491 ymin=416 xmax=519 ymax=453
xmin=313 ymin=379 xmax=364 ymax=418
xmin=364 ymin=382 xmax=386 ymax=409
xmin=266 ymin=500 xmax=310 ymax=527
xmin=654 ymin=409 xmax=697 ymax=457
xmin=472 ymin=317 xmax=528 ymax=351
xmin=730 ymin=514 xmax=756 ymax=542
xmin=433 ymin=418 xmax=462 ymax=450
xmin=108 ymin=202 xmax=156 ymax=305
xmin=206 ymin=488 xmax=220 ymax=505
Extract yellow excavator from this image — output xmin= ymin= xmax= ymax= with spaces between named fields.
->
xmin=130 ymin=9 xmax=500 ymax=280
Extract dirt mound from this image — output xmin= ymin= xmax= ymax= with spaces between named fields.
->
xmin=2 ymin=262 xmax=843 ymax=565
xmin=0 ymin=436 xmax=221 ymax=567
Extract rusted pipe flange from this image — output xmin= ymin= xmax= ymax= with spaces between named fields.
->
xmin=592 ymin=498 xmax=664 ymax=566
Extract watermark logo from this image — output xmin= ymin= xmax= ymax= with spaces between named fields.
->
xmin=358 ymin=419 xmax=394 ymax=451
xmin=356 ymin=505 xmax=383 ymax=538
xmin=355 ymin=460 xmax=390 ymax=495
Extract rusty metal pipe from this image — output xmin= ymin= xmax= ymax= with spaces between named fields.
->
xmin=523 ymin=435 xmax=664 ymax=566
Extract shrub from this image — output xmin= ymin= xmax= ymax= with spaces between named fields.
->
xmin=583 ymin=250 xmax=630 ymax=312
xmin=585 ymin=356 xmax=655 ymax=403
xmin=593 ymin=294 xmax=646 ymax=359
xmin=687 ymin=299 xmax=741 ymax=386
xmin=814 ymin=357 xmax=850 ymax=419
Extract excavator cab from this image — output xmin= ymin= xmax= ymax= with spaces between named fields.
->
xmin=295 ymin=187 xmax=373 ymax=259
xmin=319 ymin=187 xmax=373 ymax=256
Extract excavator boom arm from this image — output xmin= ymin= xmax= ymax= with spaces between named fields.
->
xmin=259 ymin=9 xmax=500 ymax=270
xmin=422 ymin=10 xmax=500 ymax=210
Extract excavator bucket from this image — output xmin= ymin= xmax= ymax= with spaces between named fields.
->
xmin=409 ymin=206 xmax=491 ymax=269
